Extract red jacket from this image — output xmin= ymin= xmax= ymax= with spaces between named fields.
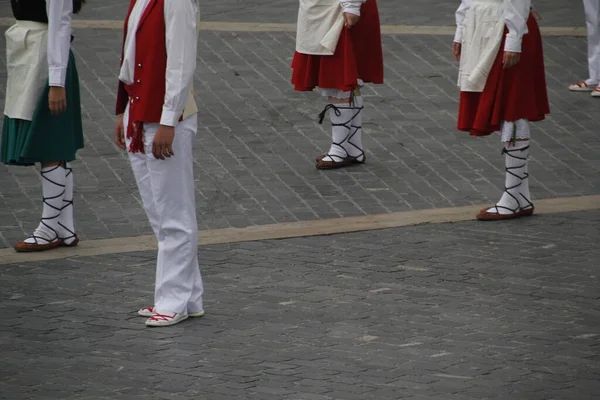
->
xmin=115 ymin=0 xmax=168 ymax=153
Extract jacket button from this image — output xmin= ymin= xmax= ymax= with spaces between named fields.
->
xmin=136 ymin=79 xmax=141 ymax=84
xmin=135 ymin=97 xmax=140 ymax=100
xmin=137 ymin=63 xmax=142 ymax=67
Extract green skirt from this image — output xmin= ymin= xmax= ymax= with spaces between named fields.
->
xmin=1 ymin=51 xmax=84 ymax=166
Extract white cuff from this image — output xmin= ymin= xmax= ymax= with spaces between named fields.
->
xmin=49 ymin=67 xmax=67 ymax=87
xmin=504 ymin=34 xmax=523 ymax=53
xmin=454 ymin=27 xmax=463 ymax=44
xmin=343 ymin=6 xmax=361 ymax=16
xmin=160 ymin=108 xmax=182 ymax=127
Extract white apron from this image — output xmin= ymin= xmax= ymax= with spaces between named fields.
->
xmin=4 ymin=21 xmax=49 ymax=121
xmin=296 ymin=0 xmax=345 ymax=55
xmin=457 ymin=0 xmax=505 ymax=92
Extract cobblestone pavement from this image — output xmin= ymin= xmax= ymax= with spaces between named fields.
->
xmin=0 ymin=210 xmax=599 ymax=399
xmin=0 ymin=0 xmax=583 ymax=27
xmin=1 ymin=9 xmax=599 ymax=247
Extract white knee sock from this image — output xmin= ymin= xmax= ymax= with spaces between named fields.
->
xmin=320 ymin=104 xmax=353 ymax=163
xmin=344 ymin=96 xmax=365 ymax=161
xmin=500 ymin=119 xmax=531 ymax=143
xmin=25 ymin=165 xmax=66 ymax=244
xmin=58 ymin=162 xmax=77 ymax=244
xmin=487 ymin=140 xmax=532 ymax=215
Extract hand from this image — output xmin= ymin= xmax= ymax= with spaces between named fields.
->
xmin=152 ymin=125 xmax=175 ymax=160
xmin=453 ymin=42 xmax=462 ymax=61
xmin=343 ymin=12 xmax=360 ymax=28
xmin=503 ymin=51 xmax=521 ymax=69
xmin=532 ymin=9 xmax=542 ymax=21
xmin=114 ymin=114 xmax=126 ymax=151
xmin=48 ymin=86 xmax=67 ymax=115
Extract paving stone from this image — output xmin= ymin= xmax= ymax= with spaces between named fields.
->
xmin=1 ymin=211 xmax=599 ymax=398
xmin=0 ymin=4 xmax=599 ymax=245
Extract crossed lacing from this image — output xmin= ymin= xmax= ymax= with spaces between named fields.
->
xmin=27 ymin=165 xmax=65 ymax=244
xmin=317 ymin=103 xmax=364 ymax=163
xmin=57 ymin=163 xmax=76 ymax=242
xmin=488 ymin=145 xmax=533 ymax=215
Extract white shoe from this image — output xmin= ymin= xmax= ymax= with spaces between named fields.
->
xmin=138 ymin=306 xmax=204 ymax=318
xmin=145 ymin=312 xmax=188 ymax=327
xmin=591 ymin=86 xmax=600 ymax=97
xmin=569 ymin=81 xmax=596 ymax=92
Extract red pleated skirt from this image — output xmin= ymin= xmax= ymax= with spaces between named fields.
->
xmin=457 ymin=14 xmax=550 ymax=136
xmin=291 ymin=0 xmax=384 ymax=92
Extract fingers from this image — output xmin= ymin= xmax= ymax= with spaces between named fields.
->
xmin=152 ymin=141 xmax=175 ymax=160
xmin=114 ymin=124 xmax=126 ymax=150
xmin=344 ymin=14 xmax=359 ymax=28
xmin=152 ymin=141 xmax=162 ymax=160
xmin=502 ymin=53 xmax=520 ymax=69
xmin=453 ymin=43 xmax=461 ymax=61
xmin=49 ymin=98 xmax=67 ymax=115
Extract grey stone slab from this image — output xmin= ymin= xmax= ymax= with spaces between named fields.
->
xmin=1 ymin=210 xmax=599 ymax=398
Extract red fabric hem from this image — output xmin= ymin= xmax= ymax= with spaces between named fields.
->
xmin=291 ymin=0 xmax=383 ymax=92
xmin=456 ymin=14 xmax=550 ymax=135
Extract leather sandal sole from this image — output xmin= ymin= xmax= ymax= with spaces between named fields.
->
xmin=14 ymin=241 xmax=62 ymax=253
xmin=476 ymin=207 xmax=535 ymax=221
xmin=316 ymin=154 xmax=366 ymax=164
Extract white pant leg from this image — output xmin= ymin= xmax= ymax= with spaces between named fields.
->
xmin=124 ymin=106 xmax=160 ymax=239
xmin=142 ymin=115 xmax=203 ymax=316
xmin=584 ymin=0 xmax=600 ymax=81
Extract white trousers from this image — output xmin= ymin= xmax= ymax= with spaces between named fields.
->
xmin=585 ymin=0 xmax=600 ymax=82
xmin=124 ymin=106 xmax=204 ymax=316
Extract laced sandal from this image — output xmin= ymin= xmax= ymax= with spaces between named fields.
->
xmin=14 ymin=233 xmax=61 ymax=253
xmin=145 ymin=312 xmax=188 ymax=327
xmin=592 ymin=86 xmax=600 ymax=97
xmin=316 ymin=104 xmax=358 ymax=170
xmin=569 ymin=81 xmax=596 ymax=92
xmin=138 ymin=306 xmax=204 ymax=318
xmin=477 ymin=146 xmax=534 ymax=221
xmin=14 ymin=166 xmax=65 ymax=252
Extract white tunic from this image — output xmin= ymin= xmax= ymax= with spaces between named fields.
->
xmin=296 ymin=0 xmax=366 ymax=56
xmin=454 ymin=0 xmax=531 ymax=92
xmin=119 ymin=0 xmax=199 ymax=127
xmin=4 ymin=0 xmax=72 ymax=120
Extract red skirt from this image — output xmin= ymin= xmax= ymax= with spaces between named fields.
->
xmin=457 ymin=14 xmax=550 ymax=136
xmin=291 ymin=0 xmax=384 ymax=92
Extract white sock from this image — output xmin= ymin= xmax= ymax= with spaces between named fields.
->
xmin=585 ymin=78 xmax=598 ymax=86
xmin=321 ymin=104 xmax=353 ymax=163
xmin=24 ymin=165 xmax=66 ymax=244
xmin=58 ymin=162 xmax=77 ymax=244
xmin=487 ymin=140 xmax=532 ymax=215
xmin=343 ymin=96 xmax=365 ymax=160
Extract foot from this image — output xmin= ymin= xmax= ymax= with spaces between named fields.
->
xmin=569 ymin=81 xmax=597 ymax=92
xmin=316 ymin=157 xmax=353 ymax=170
xmin=592 ymin=86 xmax=600 ymax=97
xmin=145 ymin=312 xmax=188 ymax=327
xmin=316 ymin=153 xmax=366 ymax=164
xmin=14 ymin=232 xmax=61 ymax=253
xmin=476 ymin=205 xmax=534 ymax=221
xmin=138 ymin=306 xmax=204 ymax=318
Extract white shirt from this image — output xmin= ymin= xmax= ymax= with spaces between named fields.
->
xmin=454 ymin=0 xmax=532 ymax=53
xmin=119 ymin=0 xmax=198 ymax=127
xmin=339 ymin=0 xmax=367 ymax=16
xmin=47 ymin=0 xmax=73 ymax=87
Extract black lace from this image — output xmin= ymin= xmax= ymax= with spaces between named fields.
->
xmin=317 ymin=103 xmax=365 ymax=163
xmin=488 ymin=145 xmax=533 ymax=214
xmin=58 ymin=164 xmax=77 ymax=241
